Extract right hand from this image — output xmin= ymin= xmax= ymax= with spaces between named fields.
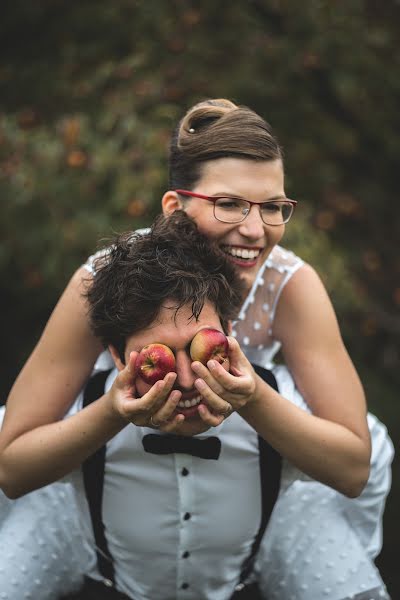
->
xmin=108 ymin=352 xmax=185 ymax=431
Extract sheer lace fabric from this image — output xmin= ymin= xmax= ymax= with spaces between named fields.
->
xmin=232 ymin=245 xmax=303 ymax=368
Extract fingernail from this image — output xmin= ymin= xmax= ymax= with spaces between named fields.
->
xmin=195 ymin=379 xmax=206 ymax=390
xmin=207 ymin=360 xmax=217 ymax=370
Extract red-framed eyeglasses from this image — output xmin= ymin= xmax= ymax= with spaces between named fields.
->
xmin=175 ymin=190 xmax=297 ymax=226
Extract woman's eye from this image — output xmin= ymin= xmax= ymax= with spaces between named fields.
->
xmin=262 ymin=202 xmax=281 ymax=213
xmin=217 ymin=198 xmax=243 ymax=210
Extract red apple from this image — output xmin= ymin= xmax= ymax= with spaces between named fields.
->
xmin=135 ymin=343 xmax=176 ymax=385
xmin=190 ymin=328 xmax=229 ymax=365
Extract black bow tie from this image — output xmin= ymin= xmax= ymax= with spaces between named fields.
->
xmin=142 ymin=434 xmax=221 ymax=460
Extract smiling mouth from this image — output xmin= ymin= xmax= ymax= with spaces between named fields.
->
xmin=178 ymin=394 xmax=202 ymax=409
xmin=175 ymin=394 xmax=225 ymax=420
xmin=221 ymin=246 xmax=261 ymax=261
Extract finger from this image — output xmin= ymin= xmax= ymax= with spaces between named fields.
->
xmin=149 ymin=414 xmax=161 ymax=428
xmin=127 ymin=350 xmax=138 ymax=373
xmin=150 ymin=372 xmax=178 ymax=411
xmin=144 ymin=372 xmax=177 ymax=406
xmin=221 ymin=402 xmax=233 ymax=416
xmin=114 ymin=351 xmax=139 ymax=389
xmin=195 ymin=379 xmax=234 ymax=416
xmin=229 ymin=365 xmax=243 ymax=377
xmin=122 ymin=372 xmax=177 ymax=416
xmin=191 ymin=361 xmax=225 ymax=394
xmin=151 ymin=389 xmax=182 ymax=425
xmin=207 ymin=359 xmax=240 ymax=388
xmin=197 ymin=403 xmax=225 ymax=427
xmin=193 ymin=359 xmax=250 ymax=397
xmin=226 ymin=336 xmax=251 ymax=373
xmin=160 ymin=413 xmax=185 ymax=432
xmin=192 ymin=355 xmax=245 ymax=389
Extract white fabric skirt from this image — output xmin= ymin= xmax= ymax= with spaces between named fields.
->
xmin=255 ymin=366 xmax=394 ymax=600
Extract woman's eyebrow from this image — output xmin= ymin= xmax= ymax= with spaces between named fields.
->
xmin=213 ymin=191 xmax=287 ymax=202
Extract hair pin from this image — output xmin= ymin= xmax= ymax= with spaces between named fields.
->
xmin=189 ymin=128 xmax=195 ymax=133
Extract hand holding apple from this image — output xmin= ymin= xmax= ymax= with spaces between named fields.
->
xmin=135 ymin=343 xmax=176 ymax=385
xmin=190 ymin=328 xmax=229 ymax=366
xmin=108 ymin=350 xmax=182 ymax=430
xmin=191 ymin=336 xmax=258 ymax=418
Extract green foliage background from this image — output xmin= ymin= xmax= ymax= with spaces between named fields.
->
xmin=1 ymin=0 xmax=399 ymax=594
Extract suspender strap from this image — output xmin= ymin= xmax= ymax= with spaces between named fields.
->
xmin=238 ymin=364 xmax=282 ymax=585
xmin=82 ymin=369 xmax=115 ymax=584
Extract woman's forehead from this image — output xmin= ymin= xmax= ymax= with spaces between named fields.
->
xmin=194 ymin=157 xmax=284 ymax=194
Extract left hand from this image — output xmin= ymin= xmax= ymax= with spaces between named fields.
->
xmin=107 ymin=351 xmax=184 ymax=430
xmin=191 ymin=337 xmax=258 ymax=421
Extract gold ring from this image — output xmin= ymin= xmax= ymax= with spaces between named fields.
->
xmin=150 ymin=415 xmax=160 ymax=428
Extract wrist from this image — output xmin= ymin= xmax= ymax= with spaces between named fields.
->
xmin=102 ymin=391 xmax=129 ymax=430
xmin=239 ymin=374 xmax=269 ymax=417
xmin=248 ymin=370 xmax=265 ymax=405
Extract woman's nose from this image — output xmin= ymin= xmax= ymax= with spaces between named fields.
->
xmin=175 ymin=352 xmax=196 ymax=390
xmin=237 ymin=205 xmax=265 ymax=239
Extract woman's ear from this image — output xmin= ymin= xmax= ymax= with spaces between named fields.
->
xmin=109 ymin=345 xmax=126 ymax=371
xmin=161 ymin=191 xmax=184 ymax=215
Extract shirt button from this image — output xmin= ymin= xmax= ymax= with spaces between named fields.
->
xmin=183 ymin=512 xmax=191 ymax=520
xmin=181 ymin=583 xmax=190 ymax=589
xmin=182 ymin=551 xmax=190 ymax=558
xmin=181 ymin=468 xmax=189 ymax=476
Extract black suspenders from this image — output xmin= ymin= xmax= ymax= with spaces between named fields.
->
xmin=82 ymin=369 xmax=115 ymax=583
xmin=82 ymin=365 xmax=282 ymax=589
xmin=238 ymin=364 xmax=282 ymax=586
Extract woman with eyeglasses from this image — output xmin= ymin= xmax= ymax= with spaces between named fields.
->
xmin=0 ymin=99 xmax=393 ymax=599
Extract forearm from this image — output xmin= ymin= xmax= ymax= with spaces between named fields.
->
xmin=0 ymin=394 xmax=127 ymax=499
xmin=239 ymin=378 xmax=371 ymax=498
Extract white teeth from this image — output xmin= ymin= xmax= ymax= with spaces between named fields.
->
xmin=224 ymin=247 xmax=260 ymax=260
xmin=178 ymin=395 xmax=202 ymax=408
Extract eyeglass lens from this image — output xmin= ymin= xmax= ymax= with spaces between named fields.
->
xmin=214 ymin=198 xmax=293 ymax=225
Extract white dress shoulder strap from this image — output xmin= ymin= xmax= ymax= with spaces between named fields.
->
xmin=261 ymin=245 xmax=304 ymax=330
xmin=82 ymin=228 xmax=150 ymax=275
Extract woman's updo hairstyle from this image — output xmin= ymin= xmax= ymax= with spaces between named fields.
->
xmin=168 ymin=98 xmax=282 ymax=190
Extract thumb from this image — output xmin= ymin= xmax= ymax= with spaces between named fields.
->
xmin=227 ymin=337 xmax=249 ymax=374
xmin=116 ymin=351 xmax=138 ymax=387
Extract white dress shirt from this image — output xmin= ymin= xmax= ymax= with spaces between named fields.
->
xmin=71 ymin=368 xmax=266 ymax=600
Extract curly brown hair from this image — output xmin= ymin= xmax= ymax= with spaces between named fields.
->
xmin=84 ymin=211 xmax=245 ymax=360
